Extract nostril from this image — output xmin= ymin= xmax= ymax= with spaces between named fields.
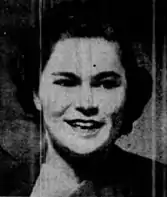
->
xmin=76 ymin=107 xmax=98 ymax=117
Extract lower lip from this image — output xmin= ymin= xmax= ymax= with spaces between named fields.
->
xmin=66 ymin=123 xmax=104 ymax=138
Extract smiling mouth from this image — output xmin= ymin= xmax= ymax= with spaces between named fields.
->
xmin=64 ymin=119 xmax=105 ymax=135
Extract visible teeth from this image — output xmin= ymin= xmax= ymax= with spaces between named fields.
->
xmin=74 ymin=123 xmax=93 ymax=127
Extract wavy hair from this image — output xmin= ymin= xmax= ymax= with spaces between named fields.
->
xmin=10 ymin=1 xmax=152 ymax=134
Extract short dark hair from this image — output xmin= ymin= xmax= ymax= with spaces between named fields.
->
xmin=10 ymin=2 xmax=152 ymax=128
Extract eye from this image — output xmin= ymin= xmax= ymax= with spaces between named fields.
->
xmin=101 ymin=80 xmax=120 ymax=89
xmin=92 ymin=80 xmax=121 ymax=89
xmin=53 ymin=79 xmax=77 ymax=87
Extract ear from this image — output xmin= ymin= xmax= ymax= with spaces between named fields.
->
xmin=33 ymin=92 xmax=42 ymax=111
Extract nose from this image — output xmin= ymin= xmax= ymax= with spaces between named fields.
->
xmin=76 ymin=106 xmax=98 ymax=117
xmin=75 ymin=83 xmax=98 ymax=117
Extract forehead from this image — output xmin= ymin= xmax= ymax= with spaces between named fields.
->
xmin=44 ymin=38 xmax=124 ymax=75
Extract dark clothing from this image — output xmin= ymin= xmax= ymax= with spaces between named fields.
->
xmin=0 ymin=146 xmax=39 ymax=196
xmin=53 ymin=143 xmax=167 ymax=197
xmin=0 ymin=144 xmax=166 ymax=197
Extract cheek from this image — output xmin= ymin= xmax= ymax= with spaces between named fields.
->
xmin=98 ymin=87 xmax=126 ymax=115
xmin=39 ymin=85 xmax=72 ymax=120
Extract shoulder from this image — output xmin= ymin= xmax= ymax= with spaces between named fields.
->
xmin=121 ymin=149 xmax=166 ymax=180
xmin=110 ymin=147 xmax=166 ymax=197
xmin=0 ymin=119 xmax=41 ymax=195
xmin=0 ymin=146 xmax=39 ymax=196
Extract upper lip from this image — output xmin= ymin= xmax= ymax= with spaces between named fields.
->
xmin=64 ymin=119 xmax=105 ymax=128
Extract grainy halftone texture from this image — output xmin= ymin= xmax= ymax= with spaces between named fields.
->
xmin=0 ymin=0 xmax=166 ymax=166
xmin=0 ymin=40 xmax=166 ymax=165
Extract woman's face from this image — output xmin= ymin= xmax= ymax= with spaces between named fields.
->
xmin=35 ymin=38 xmax=127 ymax=154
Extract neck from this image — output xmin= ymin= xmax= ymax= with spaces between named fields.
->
xmin=45 ymin=130 xmax=119 ymax=184
xmin=45 ymin=131 xmax=79 ymax=182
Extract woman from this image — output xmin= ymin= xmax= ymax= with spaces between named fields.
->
xmin=1 ymin=1 xmax=166 ymax=197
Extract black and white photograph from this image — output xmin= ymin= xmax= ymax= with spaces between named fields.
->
xmin=0 ymin=0 xmax=166 ymax=196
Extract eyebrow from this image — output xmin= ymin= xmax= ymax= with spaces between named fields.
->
xmin=51 ymin=72 xmax=81 ymax=81
xmin=91 ymin=71 xmax=122 ymax=81
xmin=51 ymin=71 xmax=121 ymax=81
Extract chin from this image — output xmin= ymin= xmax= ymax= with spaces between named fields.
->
xmin=47 ymin=120 xmax=115 ymax=155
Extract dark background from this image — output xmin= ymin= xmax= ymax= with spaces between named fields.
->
xmin=0 ymin=0 xmax=165 ymax=46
